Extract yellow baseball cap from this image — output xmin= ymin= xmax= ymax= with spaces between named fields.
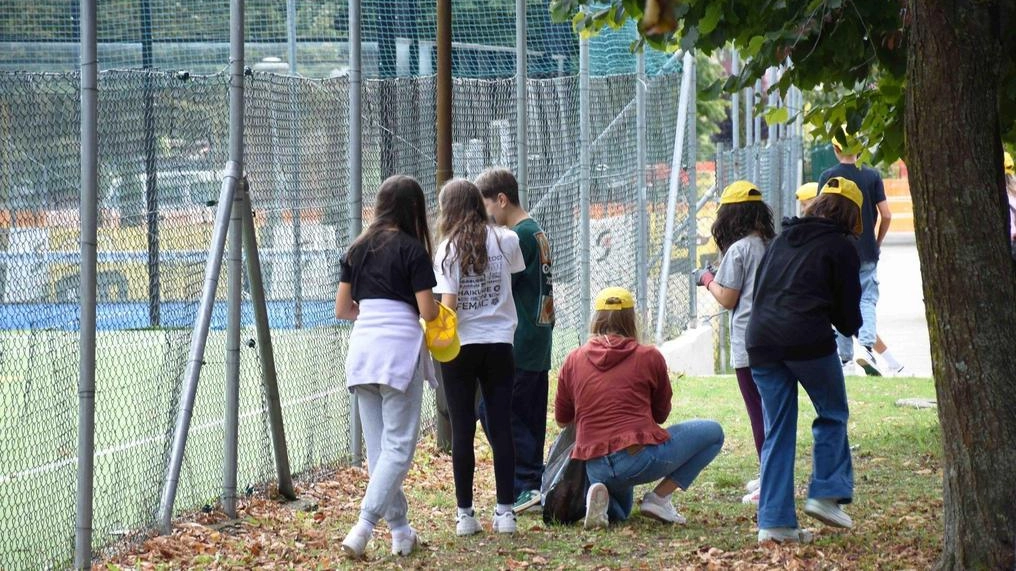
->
xmin=795 ymin=182 xmax=819 ymax=202
xmin=719 ymin=180 xmax=763 ymax=204
xmin=424 ymin=302 xmax=460 ymax=362
xmin=1004 ymin=151 xmax=1013 ymax=175
xmin=594 ymin=287 xmax=635 ymax=311
xmin=819 ymin=176 xmax=864 ymax=235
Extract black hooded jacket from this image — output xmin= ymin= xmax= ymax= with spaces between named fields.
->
xmin=746 ymin=216 xmax=862 ymax=366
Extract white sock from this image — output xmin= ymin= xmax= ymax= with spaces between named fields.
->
xmin=352 ymin=518 xmax=374 ymax=536
xmin=496 ymin=503 xmax=513 ymax=515
xmin=390 ymin=523 xmax=412 ymax=539
xmin=879 ymin=349 xmax=901 ymax=370
xmin=457 ymin=507 xmax=474 ymax=518
xmin=645 ymin=491 xmax=670 ymax=504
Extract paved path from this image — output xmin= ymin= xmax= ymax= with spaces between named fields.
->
xmin=871 ymin=236 xmax=933 ymax=377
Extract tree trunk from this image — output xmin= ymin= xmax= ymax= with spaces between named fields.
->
xmin=906 ymin=1 xmax=1016 ymax=569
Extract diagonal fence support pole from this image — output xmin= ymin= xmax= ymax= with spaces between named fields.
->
xmin=157 ymin=166 xmax=242 ymax=534
xmin=240 ymin=180 xmax=296 ymax=500
xmin=654 ymin=50 xmax=694 ymax=345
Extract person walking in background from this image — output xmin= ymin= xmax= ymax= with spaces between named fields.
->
xmin=797 ymin=181 xmax=909 ymax=378
xmin=433 ymin=179 xmax=526 ymax=536
xmin=1005 ymin=151 xmax=1016 ymax=260
xmin=694 ymin=180 xmax=775 ymax=505
xmin=475 ymin=167 xmax=556 ymax=515
xmin=555 ymin=287 xmax=724 ymax=529
xmin=746 ymin=176 xmax=863 ymax=544
xmin=335 ymin=175 xmax=439 ymax=559
xmin=818 ymin=129 xmax=892 ymax=376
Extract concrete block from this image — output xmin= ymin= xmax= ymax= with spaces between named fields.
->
xmin=658 ymin=325 xmax=714 ymax=376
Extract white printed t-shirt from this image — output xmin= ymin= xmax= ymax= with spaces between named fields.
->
xmin=434 ymin=225 xmax=526 ymax=345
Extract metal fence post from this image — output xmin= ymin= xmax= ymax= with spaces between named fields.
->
xmin=687 ymin=54 xmax=698 ymax=327
xmin=222 ymin=173 xmax=242 ymax=519
xmin=515 ymin=0 xmax=527 ymax=208
xmin=348 ymin=0 xmax=364 ymax=467
xmin=635 ymin=51 xmax=648 ymax=328
xmin=731 ymin=50 xmax=740 ymax=150
xmin=75 ymin=0 xmax=98 ymax=563
xmin=578 ymin=30 xmax=590 ymax=342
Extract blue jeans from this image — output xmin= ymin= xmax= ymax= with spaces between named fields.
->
xmin=584 ymin=420 xmax=724 ymax=522
xmin=751 ymin=354 xmax=854 ymax=530
xmin=837 ymin=261 xmax=878 ymax=360
xmin=479 ymin=368 xmax=550 ymax=496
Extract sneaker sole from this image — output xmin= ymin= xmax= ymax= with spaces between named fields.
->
xmin=758 ymin=529 xmax=814 ymax=544
xmin=803 ymin=504 xmax=853 ymax=529
xmin=639 ymin=506 xmax=687 ymax=524
xmin=341 ymin=544 xmax=365 ymax=559
xmin=391 ymin=535 xmax=419 ymax=556
xmin=583 ymin=484 xmax=610 ymax=529
xmin=856 ymin=358 xmax=882 ymax=377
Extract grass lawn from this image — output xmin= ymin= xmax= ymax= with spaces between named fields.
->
xmin=101 ymin=372 xmax=943 ymax=570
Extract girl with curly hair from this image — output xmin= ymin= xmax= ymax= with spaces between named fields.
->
xmin=695 ymin=180 xmax=776 ymax=504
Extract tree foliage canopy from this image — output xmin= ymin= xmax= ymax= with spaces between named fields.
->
xmin=551 ymin=0 xmax=1016 ymax=166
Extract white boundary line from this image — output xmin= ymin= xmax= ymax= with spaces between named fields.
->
xmin=0 ymin=385 xmax=347 ymax=485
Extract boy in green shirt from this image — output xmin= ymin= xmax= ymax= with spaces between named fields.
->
xmin=476 ymin=168 xmax=555 ymax=514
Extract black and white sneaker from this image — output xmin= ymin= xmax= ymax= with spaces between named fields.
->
xmin=856 ymin=346 xmax=882 ymax=377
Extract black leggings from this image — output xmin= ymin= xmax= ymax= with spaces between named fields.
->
xmin=440 ymin=343 xmax=516 ymax=507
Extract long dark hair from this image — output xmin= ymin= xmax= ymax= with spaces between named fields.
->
xmin=710 ymin=201 xmax=776 ymax=254
xmin=438 ymin=179 xmax=490 ymax=275
xmin=347 ymin=175 xmax=432 ymax=261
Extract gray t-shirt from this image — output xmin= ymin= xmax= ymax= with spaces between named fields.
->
xmin=714 ymin=234 xmax=767 ymax=368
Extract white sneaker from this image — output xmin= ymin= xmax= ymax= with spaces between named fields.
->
xmin=745 ymin=477 xmax=761 ymax=493
xmin=856 ymin=346 xmax=883 ymax=377
xmin=341 ymin=527 xmax=372 ymax=559
xmin=492 ymin=510 xmax=517 ymax=534
xmin=638 ymin=492 xmax=687 ymax=524
xmin=758 ymin=527 xmax=814 ymax=544
xmin=804 ymin=498 xmax=853 ymax=528
xmin=583 ymin=483 xmax=610 ymax=529
xmin=455 ymin=511 xmax=482 ymax=536
xmin=391 ymin=529 xmax=420 ymax=556
xmin=741 ymin=489 xmax=760 ymax=505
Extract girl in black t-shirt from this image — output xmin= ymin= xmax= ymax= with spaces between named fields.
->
xmin=336 ymin=175 xmax=438 ymax=559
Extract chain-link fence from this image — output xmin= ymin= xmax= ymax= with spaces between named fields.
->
xmin=0 ymin=1 xmax=803 ymax=567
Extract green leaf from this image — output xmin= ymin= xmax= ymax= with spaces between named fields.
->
xmin=698 ymin=3 xmax=722 ymax=35
xmin=763 ymin=106 xmax=790 ymax=126
xmin=745 ymin=35 xmax=765 ymax=57
xmin=621 ymin=0 xmax=641 ymax=19
xmin=550 ymin=0 xmax=575 ymax=23
xmin=611 ymin=4 xmax=627 ymax=27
